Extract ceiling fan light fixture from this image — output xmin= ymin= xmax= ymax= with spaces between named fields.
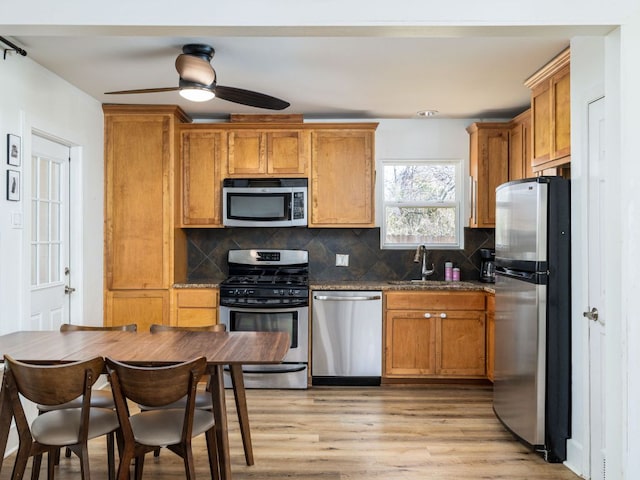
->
xmin=179 ymin=86 xmax=215 ymax=102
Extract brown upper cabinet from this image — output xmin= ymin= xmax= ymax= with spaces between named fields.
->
xmin=467 ymin=122 xmax=509 ymax=228
xmin=508 ymin=109 xmax=533 ymax=181
xmin=225 ymin=129 xmax=310 ymax=177
xmin=178 ymin=126 xmax=226 ymax=227
xmin=310 ymin=127 xmax=377 ymax=227
xmin=525 ymin=47 xmax=571 ymax=171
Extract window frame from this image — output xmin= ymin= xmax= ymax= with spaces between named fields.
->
xmin=380 ymin=158 xmax=464 ymax=250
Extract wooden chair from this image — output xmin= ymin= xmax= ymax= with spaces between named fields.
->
xmin=37 ymin=323 xmax=137 ymax=463
xmin=38 ymin=323 xmax=138 ymax=411
xmin=2 ymin=354 xmax=120 ymax=480
xmin=105 ymin=356 xmax=218 ymax=480
xmin=147 ymin=324 xmax=254 ymax=465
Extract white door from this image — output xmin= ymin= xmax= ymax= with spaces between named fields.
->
xmin=29 ymin=135 xmax=72 ymax=330
xmin=586 ymin=96 xmax=606 ymax=480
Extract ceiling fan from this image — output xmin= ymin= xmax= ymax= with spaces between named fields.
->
xmin=105 ymin=44 xmax=290 ymax=110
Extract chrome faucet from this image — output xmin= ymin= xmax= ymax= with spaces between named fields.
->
xmin=413 ymin=245 xmax=435 ymax=280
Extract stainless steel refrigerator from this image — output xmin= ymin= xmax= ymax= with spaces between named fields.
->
xmin=493 ymin=176 xmax=571 ymax=463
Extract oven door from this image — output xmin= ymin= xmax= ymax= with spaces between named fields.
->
xmin=219 ymin=305 xmax=309 ymax=389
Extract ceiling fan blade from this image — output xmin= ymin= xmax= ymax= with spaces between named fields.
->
xmin=175 ymin=54 xmax=216 ymax=85
xmin=215 ymin=85 xmax=290 ymax=110
xmin=105 ymin=87 xmax=179 ymax=95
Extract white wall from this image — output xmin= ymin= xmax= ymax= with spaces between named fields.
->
xmin=0 ymin=52 xmax=104 ymax=334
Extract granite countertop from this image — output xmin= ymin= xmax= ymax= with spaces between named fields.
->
xmin=174 ymin=280 xmax=495 ymax=294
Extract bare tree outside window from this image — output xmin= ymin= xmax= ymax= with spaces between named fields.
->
xmin=382 ymin=162 xmax=462 ymax=248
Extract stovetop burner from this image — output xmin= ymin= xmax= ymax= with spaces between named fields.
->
xmin=220 ymin=249 xmax=310 ymax=307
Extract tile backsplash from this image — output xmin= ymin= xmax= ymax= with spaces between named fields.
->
xmin=185 ymin=227 xmax=494 ymax=283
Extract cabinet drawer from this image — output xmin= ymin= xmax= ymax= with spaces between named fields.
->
xmin=385 ymin=291 xmax=485 ymax=311
xmin=175 ymin=289 xmax=218 ymax=308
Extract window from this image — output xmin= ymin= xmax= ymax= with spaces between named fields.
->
xmin=381 ymin=160 xmax=463 ymax=249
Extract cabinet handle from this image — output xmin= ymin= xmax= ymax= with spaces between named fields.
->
xmin=440 ymin=312 xmax=447 ymax=318
xmin=423 ymin=313 xmax=431 ymax=319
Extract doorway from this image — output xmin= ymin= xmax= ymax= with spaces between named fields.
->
xmin=587 ymin=96 xmax=606 ymax=480
xmin=29 ymin=134 xmax=71 ymax=330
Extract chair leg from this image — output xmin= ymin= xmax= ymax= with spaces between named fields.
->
xmin=153 ymin=446 xmax=161 ymax=457
xmin=30 ymin=454 xmax=42 ymax=480
xmin=107 ymin=432 xmax=116 ymax=480
xmin=134 ymin=455 xmax=146 ymax=480
xmin=229 ymin=364 xmax=254 ymax=465
xmin=47 ymin=449 xmax=56 ymax=480
xmin=205 ymin=428 xmax=220 ymax=480
xmin=65 ymin=447 xmax=72 ymax=458
xmin=11 ymin=443 xmax=32 ymax=479
xmin=78 ymin=445 xmax=91 ymax=480
xmin=181 ymin=442 xmax=197 ymax=480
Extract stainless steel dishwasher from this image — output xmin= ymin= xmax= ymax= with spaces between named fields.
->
xmin=311 ymin=290 xmax=382 ymax=386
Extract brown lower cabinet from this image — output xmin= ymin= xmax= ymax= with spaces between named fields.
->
xmin=171 ymin=288 xmax=219 ymax=327
xmin=383 ymin=291 xmax=486 ymax=380
xmin=105 ymin=290 xmax=170 ymax=332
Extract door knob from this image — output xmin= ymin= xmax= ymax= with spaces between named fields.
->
xmin=65 ymin=286 xmax=76 ymax=295
xmin=583 ymin=307 xmax=599 ymax=322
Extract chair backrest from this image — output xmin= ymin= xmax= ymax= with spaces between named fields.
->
xmin=3 ymin=354 xmax=104 ymax=406
xmin=149 ymin=323 xmax=225 ymax=333
xmin=105 ymin=356 xmax=207 ymax=409
xmin=60 ymin=323 xmax=138 ymax=332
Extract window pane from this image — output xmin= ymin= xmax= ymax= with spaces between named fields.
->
xmin=51 ymin=244 xmax=61 ymax=282
xmin=38 ymin=202 xmax=49 ymax=242
xmin=31 ymin=200 xmax=38 ymax=242
xmin=51 ymin=163 xmax=61 ymax=201
xmin=39 ymin=158 xmax=49 ymax=199
xmin=384 ymin=164 xmax=456 ymax=202
xmin=385 ymin=206 xmax=456 ymax=244
xmin=50 ymin=203 xmax=60 ymax=241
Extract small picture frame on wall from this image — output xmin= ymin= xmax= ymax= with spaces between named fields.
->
xmin=7 ymin=169 xmax=20 ymax=201
xmin=7 ymin=134 xmax=21 ymax=166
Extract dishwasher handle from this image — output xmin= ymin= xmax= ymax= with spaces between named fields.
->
xmin=313 ymin=294 xmax=382 ymax=302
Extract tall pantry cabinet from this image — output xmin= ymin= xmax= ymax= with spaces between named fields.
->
xmin=103 ymin=105 xmax=189 ymax=331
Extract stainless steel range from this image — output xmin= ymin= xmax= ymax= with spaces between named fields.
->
xmin=219 ymin=249 xmax=309 ymax=389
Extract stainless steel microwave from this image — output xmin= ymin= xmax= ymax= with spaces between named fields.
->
xmin=222 ymin=178 xmax=308 ymax=227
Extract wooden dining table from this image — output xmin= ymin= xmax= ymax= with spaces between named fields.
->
xmin=0 ymin=329 xmax=290 ymax=480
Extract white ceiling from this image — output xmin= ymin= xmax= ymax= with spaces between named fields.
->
xmin=7 ymin=28 xmax=604 ymax=120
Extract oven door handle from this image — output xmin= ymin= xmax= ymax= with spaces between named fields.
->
xmin=225 ymin=364 xmax=307 ymax=374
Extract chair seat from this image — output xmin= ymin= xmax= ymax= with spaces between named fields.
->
xmin=130 ymin=408 xmax=215 ymax=447
xmin=31 ymin=407 xmax=119 ymax=446
xmin=37 ymin=388 xmax=115 ymax=412
xmin=138 ymin=391 xmax=212 ymax=411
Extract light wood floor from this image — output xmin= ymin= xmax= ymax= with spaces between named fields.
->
xmin=1 ymin=386 xmax=580 ymax=479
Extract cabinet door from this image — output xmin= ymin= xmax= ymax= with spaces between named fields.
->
xmin=437 ymin=311 xmax=486 ymax=376
xmin=172 ymin=288 xmax=219 ymax=327
xmin=385 ymin=310 xmax=436 ymax=376
xmin=468 ymin=124 xmax=509 ymax=228
xmin=552 ymin=65 xmax=571 ymax=161
xmin=310 ymin=129 xmax=375 ymax=226
xmin=486 ymin=294 xmax=495 ymax=382
xmin=531 ymin=82 xmax=552 ymax=167
xmin=105 ymin=114 xmax=171 ymax=289
xmin=266 ymin=131 xmax=309 ymax=175
xmin=105 ymin=289 xmax=169 ymax=332
xmin=227 ymin=131 xmax=265 ymax=175
xmin=180 ymin=129 xmax=226 ymax=226
xmin=509 ymin=110 xmax=533 ymax=181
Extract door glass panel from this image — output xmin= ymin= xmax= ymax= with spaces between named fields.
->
xmin=32 ymin=152 xmax=65 ymax=286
